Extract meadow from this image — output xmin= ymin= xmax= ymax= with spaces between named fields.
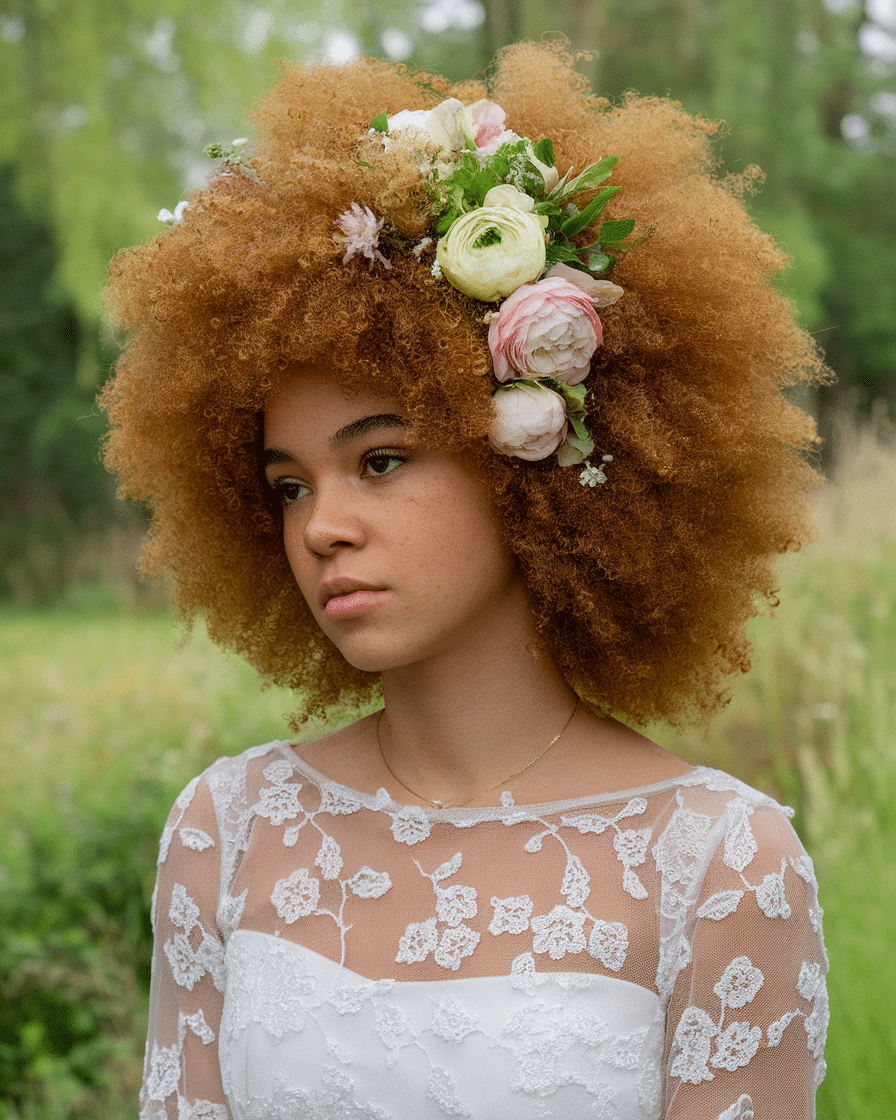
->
xmin=1 ymin=432 xmax=894 ymax=1118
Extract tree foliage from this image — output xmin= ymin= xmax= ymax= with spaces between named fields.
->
xmin=480 ymin=0 xmax=896 ymax=407
xmin=0 ymin=0 xmax=893 ymax=598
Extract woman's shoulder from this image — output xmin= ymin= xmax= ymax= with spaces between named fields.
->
xmin=168 ymin=739 xmax=296 ymax=816
xmin=659 ymin=766 xmax=819 ymax=907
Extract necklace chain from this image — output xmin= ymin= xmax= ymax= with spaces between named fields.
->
xmin=375 ymin=698 xmax=579 ymax=810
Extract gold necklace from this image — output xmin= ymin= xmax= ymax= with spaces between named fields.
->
xmin=375 ymin=698 xmax=579 ymax=810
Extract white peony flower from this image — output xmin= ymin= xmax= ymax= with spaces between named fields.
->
xmin=489 ymin=381 xmax=568 ymax=461
xmin=424 ymin=97 xmax=475 ymax=152
xmin=386 ymin=99 xmax=475 ymax=156
xmin=436 ymin=206 xmax=546 ymax=302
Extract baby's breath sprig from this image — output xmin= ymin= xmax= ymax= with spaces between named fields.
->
xmin=203 ymin=137 xmax=261 ymax=183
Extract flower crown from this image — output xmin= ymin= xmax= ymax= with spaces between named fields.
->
xmin=332 ymin=97 xmax=646 ymax=484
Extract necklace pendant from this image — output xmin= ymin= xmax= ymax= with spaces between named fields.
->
xmin=431 ymin=799 xmax=444 ymax=809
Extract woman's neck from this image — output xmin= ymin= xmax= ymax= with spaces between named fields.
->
xmin=377 ymin=591 xmax=580 ymax=807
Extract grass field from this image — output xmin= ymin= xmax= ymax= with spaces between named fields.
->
xmin=1 ymin=432 xmax=895 ymax=1118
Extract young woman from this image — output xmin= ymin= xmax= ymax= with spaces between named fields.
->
xmin=101 ymin=42 xmax=828 ymax=1120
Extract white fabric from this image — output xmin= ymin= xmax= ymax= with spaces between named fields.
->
xmin=141 ymin=742 xmax=828 ymax=1120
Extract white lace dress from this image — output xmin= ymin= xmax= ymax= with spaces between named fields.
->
xmin=140 ymin=741 xmax=828 ymax=1120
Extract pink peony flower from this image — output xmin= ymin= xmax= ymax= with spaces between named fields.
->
xmin=333 ymin=203 xmax=392 ymax=269
xmin=488 ymin=277 xmax=603 ymax=385
xmin=489 ymin=381 xmax=568 ymax=461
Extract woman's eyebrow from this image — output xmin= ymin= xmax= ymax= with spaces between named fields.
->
xmin=263 ymin=447 xmax=295 ymax=469
xmin=331 ymin=413 xmax=408 ymax=446
xmin=263 ymin=414 xmax=409 ymax=469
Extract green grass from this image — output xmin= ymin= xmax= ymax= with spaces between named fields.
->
xmin=2 ymin=432 xmax=895 ymax=1117
xmin=653 ymin=431 xmax=896 ymax=1119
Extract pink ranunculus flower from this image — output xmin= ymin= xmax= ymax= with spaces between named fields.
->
xmin=489 ymin=381 xmax=568 ymax=461
xmin=470 ymin=99 xmax=507 ymax=153
xmin=545 ymin=263 xmax=624 ymax=308
xmin=488 ymin=277 xmax=603 ymax=385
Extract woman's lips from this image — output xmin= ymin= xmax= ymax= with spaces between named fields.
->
xmin=324 ymin=588 xmax=389 ymax=619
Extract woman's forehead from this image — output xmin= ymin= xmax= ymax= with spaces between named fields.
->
xmin=263 ymin=371 xmax=407 ymax=447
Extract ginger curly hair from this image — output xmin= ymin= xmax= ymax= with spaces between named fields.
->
xmin=100 ymin=41 xmax=825 ymax=728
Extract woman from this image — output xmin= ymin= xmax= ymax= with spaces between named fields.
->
xmin=101 ymin=42 xmax=828 ymax=1120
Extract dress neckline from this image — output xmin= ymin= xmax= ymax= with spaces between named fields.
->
xmin=228 ymin=928 xmax=665 ymax=1003
xmin=279 ymin=740 xmax=701 ymax=820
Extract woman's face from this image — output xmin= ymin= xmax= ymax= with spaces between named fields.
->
xmin=263 ymin=371 xmax=528 ymax=674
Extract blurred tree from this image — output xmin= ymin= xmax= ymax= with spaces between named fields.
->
xmin=0 ymin=0 xmax=486 ymax=325
xmin=478 ymin=0 xmax=896 ymax=430
xmin=0 ymin=163 xmax=114 ymax=599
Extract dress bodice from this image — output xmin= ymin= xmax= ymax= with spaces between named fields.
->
xmin=140 ymin=742 xmax=828 ymax=1120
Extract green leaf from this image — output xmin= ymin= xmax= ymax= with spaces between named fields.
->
xmin=468 ymin=167 xmax=503 ymax=203
xmin=544 ymin=243 xmax=587 ymax=270
xmin=357 ymin=160 xmax=374 ymax=170
xmin=541 ymin=378 xmax=587 ymax=414
xmin=568 ymin=415 xmax=590 ymax=440
xmin=370 ymin=110 xmax=389 ymax=133
xmin=587 ymin=249 xmax=613 ymax=273
xmin=556 ymin=430 xmax=595 ymax=466
xmin=553 ymin=155 xmax=618 ymax=200
xmin=532 ymin=137 xmax=556 ymax=167
xmin=435 ymin=210 xmax=459 ymax=234
xmin=559 ymin=186 xmax=620 ymax=237
xmin=599 ymin=219 xmax=635 ymax=242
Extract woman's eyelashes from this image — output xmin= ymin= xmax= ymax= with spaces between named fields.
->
xmin=269 ymin=447 xmax=410 ymax=506
xmin=361 ymin=448 xmax=409 ymax=479
xmin=271 ymin=477 xmax=311 ymax=505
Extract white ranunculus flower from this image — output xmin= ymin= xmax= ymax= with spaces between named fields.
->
xmin=489 ymin=381 xmax=568 ymax=461
xmin=436 ymin=207 xmax=546 ymax=302
xmin=482 ymin=184 xmax=535 ymax=212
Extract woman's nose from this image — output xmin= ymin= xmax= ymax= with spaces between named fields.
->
xmin=301 ymin=483 xmax=366 ymax=556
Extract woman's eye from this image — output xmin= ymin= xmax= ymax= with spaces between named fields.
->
xmin=273 ymin=479 xmax=309 ymax=505
xmin=362 ymin=450 xmax=407 ymax=479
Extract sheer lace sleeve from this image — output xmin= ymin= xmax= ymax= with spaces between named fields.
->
xmin=140 ymin=773 xmax=231 ymax=1120
xmin=661 ymin=798 xmax=828 ymax=1120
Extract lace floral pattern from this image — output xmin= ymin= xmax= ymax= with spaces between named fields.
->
xmin=142 ymin=744 xmax=828 ymax=1120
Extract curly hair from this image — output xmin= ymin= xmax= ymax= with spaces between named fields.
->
xmin=100 ymin=41 xmax=825 ymax=728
